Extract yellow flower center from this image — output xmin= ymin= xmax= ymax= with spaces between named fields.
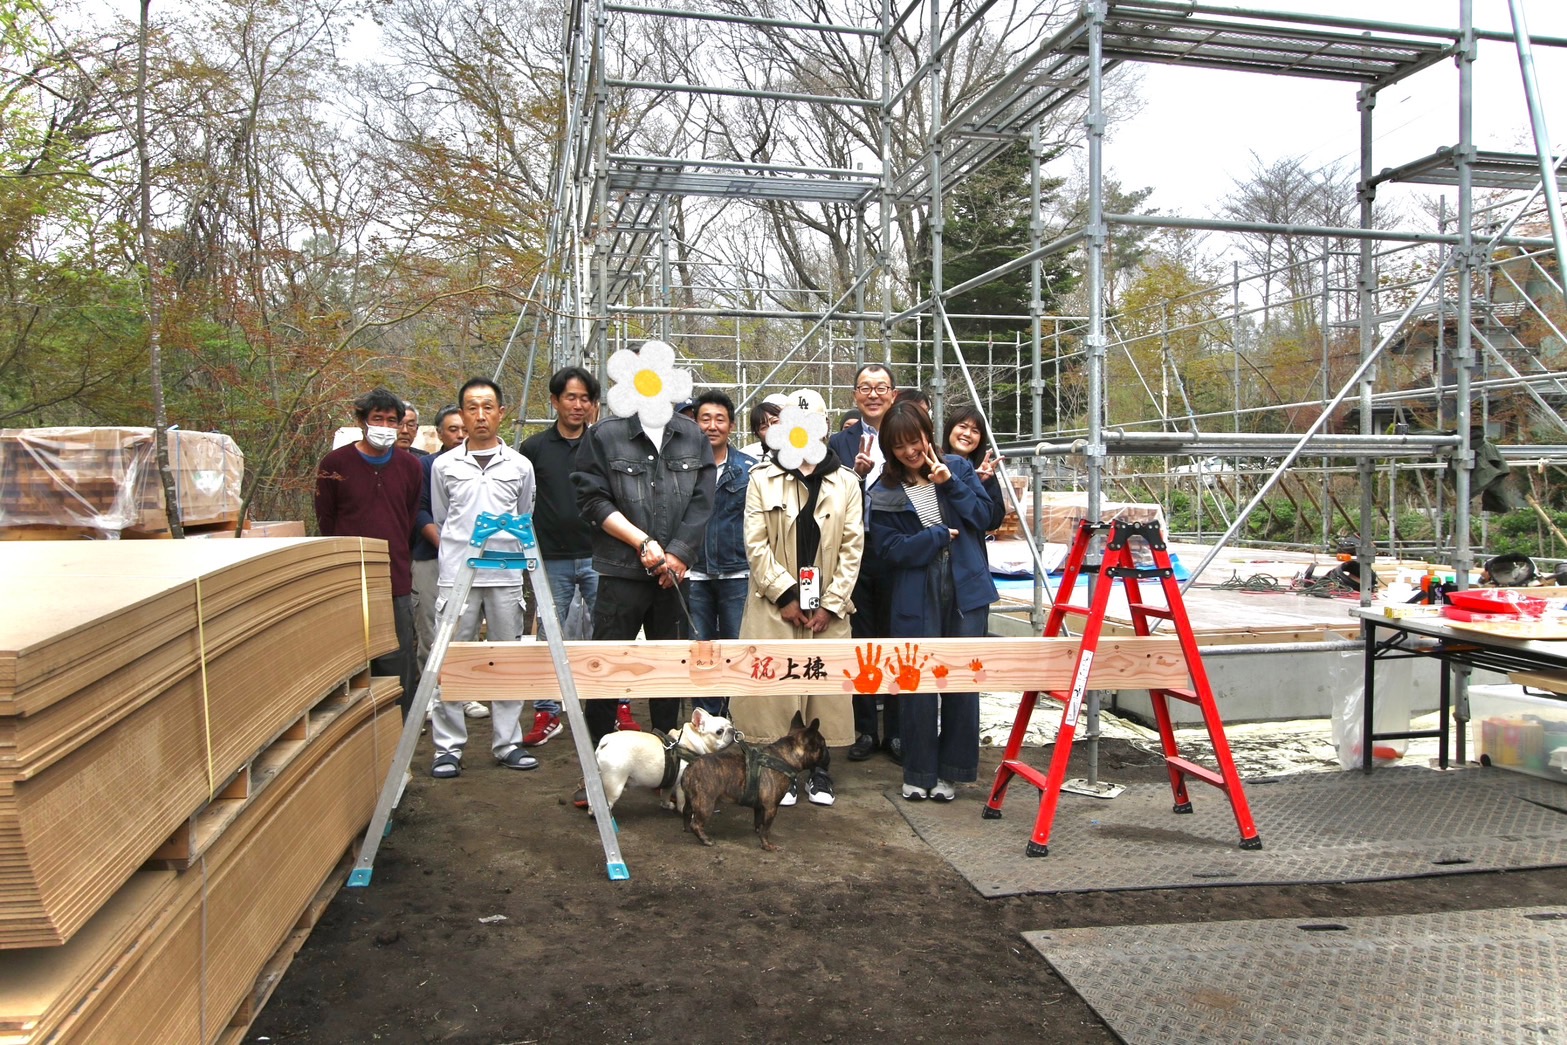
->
xmin=789 ymin=427 xmax=809 ymax=449
xmin=634 ymin=369 xmax=663 ymax=397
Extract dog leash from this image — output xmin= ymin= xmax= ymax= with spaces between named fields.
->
xmin=646 ymin=553 xmax=700 ymax=636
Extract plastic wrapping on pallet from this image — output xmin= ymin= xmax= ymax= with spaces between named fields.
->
xmin=0 ymin=427 xmax=243 ymax=534
xmin=997 ymin=489 xmax=1166 ymax=544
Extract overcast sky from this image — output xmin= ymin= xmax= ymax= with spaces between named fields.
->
xmin=1106 ymin=1 xmax=1567 ymax=220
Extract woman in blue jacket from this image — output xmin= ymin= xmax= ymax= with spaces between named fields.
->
xmin=867 ymin=402 xmax=998 ymax=801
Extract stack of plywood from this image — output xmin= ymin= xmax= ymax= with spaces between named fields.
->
xmin=0 ymin=538 xmax=402 ymax=1044
xmin=0 ymin=427 xmax=244 ymax=536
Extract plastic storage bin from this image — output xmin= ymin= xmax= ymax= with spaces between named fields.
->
xmin=1468 ymin=684 xmax=1567 ymax=781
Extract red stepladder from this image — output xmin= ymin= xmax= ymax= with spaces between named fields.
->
xmin=982 ymin=518 xmax=1262 ymax=857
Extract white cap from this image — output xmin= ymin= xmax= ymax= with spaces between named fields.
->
xmin=762 ymin=392 xmax=793 ymax=408
xmin=791 ymin=388 xmax=827 ymax=415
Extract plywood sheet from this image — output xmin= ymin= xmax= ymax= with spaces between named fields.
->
xmin=0 ymin=538 xmax=393 ymax=712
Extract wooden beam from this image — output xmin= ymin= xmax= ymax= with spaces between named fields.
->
xmin=437 ymin=636 xmax=1194 ymax=700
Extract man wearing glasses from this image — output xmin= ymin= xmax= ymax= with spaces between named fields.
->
xmin=827 ymin=364 xmax=902 ymax=764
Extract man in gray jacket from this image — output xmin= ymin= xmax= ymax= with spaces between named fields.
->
xmin=428 ymin=377 xmax=537 ymax=779
xmin=573 ymin=392 xmax=715 ymax=742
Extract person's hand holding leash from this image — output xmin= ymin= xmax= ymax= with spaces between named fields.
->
xmin=638 ymin=536 xmax=665 ymax=574
xmin=657 ymin=553 xmax=689 ymax=589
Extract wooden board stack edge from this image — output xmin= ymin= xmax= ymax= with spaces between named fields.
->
xmin=0 ymin=542 xmax=398 ymax=949
xmin=0 ymin=677 xmax=401 ymax=1045
xmin=0 ymin=568 xmax=395 ymax=778
xmin=0 ymin=539 xmax=394 ymax=716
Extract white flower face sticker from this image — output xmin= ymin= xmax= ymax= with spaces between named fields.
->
xmin=605 ymin=340 xmax=693 ymax=428
xmin=766 ymin=404 xmax=828 ymax=470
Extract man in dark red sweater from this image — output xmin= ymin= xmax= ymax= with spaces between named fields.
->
xmin=315 ymin=387 xmax=424 ymax=718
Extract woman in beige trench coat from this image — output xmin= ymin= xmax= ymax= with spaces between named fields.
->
xmin=729 ymin=410 xmax=863 ymax=803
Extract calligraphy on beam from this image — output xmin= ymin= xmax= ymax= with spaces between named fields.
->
xmin=437 ymin=636 xmax=1193 ymax=701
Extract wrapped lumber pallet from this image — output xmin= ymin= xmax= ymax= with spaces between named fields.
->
xmin=0 ymin=538 xmax=398 ymax=948
xmin=0 ymin=678 xmax=401 ymax=1045
xmin=0 ymin=427 xmax=244 ymax=536
xmin=996 ymin=489 xmax=1167 ymax=542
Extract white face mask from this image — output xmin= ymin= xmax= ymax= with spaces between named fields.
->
xmin=365 ymin=425 xmax=397 ymax=450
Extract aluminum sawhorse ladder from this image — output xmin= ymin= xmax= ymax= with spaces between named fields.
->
xmin=347 ymin=512 xmax=629 ymax=885
xmin=983 ymin=518 xmax=1262 ymax=857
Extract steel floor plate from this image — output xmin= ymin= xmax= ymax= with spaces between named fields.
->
xmin=1024 ymin=906 xmax=1567 ymax=1044
xmin=892 ymin=767 xmax=1567 ymax=897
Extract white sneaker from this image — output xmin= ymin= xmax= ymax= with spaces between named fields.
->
xmin=929 ymin=780 xmax=956 ymax=802
xmin=464 ymin=701 xmax=491 ymax=719
xmin=779 ymin=779 xmax=799 ymax=807
xmin=901 ymin=783 xmax=929 ymax=801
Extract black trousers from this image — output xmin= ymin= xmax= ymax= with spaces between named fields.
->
xmin=587 ymin=574 xmax=687 ymax=743
xmin=849 ymin=567 xmax=897 ymax=742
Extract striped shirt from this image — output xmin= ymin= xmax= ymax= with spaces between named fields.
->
xmin=905 ymin=482 xmax=944 ymax=528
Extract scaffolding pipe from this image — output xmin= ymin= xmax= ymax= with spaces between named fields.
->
xmin=604 ymin=3 xmax=880 ymax=35
xmin=1107 ymin=211 xmax=1553 ymax=249
xmin=606 ymin=79 xmax=883 ymax=109
xmin=1507 ymin=0 xmax=1567 ymax=278
xmin=1015 ymin=432 xmax=1460 ymax=456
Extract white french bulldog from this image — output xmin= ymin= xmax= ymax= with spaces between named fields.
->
xmin=594 ymin=707 xmax=738 ymax=813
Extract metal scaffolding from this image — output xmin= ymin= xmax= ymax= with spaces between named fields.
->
xmin=524 ymin=0 xmax=1567 ymax=591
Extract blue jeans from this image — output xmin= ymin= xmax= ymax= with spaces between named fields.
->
xmin=685 ymin=577 xmax=748 ymax=716
xmin=900 ymin=600 xmax=988 ymax=791
xmin=535 ymin=558 xmax=598 ymax=714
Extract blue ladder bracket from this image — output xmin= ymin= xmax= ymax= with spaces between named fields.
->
xmin=471 ymin=512 xmax=538 ymax=550
xmin=347 ymin=867 xmax=373 ymax=888
xmin=606 ymin=861 xmax=630 ymax=881
xmin=469 ymin=513 xmax=539 ymax=571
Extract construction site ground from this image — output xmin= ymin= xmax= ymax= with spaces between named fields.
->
xmin=247 ymin=700 xmax=1567 ymax=1044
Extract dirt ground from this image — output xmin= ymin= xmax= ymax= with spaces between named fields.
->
xmin=249 ymin=701 xmax=1567 ymax=1044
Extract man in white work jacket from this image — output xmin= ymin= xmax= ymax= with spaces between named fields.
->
xmin=428 ymin=376 xmax=538 ymax=778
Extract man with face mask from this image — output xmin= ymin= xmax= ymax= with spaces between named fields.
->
xmin=315 ymin=386 xmax=425 ymax=719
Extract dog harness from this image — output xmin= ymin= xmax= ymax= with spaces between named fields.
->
xmin=736 ymin=739 xmax=801 ymax=808
xmin=654 ymin=728 xmax=703 ymax=791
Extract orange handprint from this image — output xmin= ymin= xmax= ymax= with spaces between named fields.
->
xmin=931 ymin=663 xmax=950 ymax=690
xmin=969 ymin=658 xmax=987 ymax=683
xmin=886 ymin=643 xmax=929 ymax=694
xmin=842 ymin=643 xmax=885 ymax=694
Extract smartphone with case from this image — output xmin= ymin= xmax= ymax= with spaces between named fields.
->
xmin=798 ymin=566 xmax=821 ymax=610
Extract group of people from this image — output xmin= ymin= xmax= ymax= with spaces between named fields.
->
xmin=313 ymin=351 xmax=1004 ymax=805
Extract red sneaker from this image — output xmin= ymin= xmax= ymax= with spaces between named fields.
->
xmin=615 ymin=702 xmax=642 ymax=732
xmin=523 ymin=711 xmax=562 ymax=747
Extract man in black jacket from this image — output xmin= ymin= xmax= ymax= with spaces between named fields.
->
xmin=573 ymin=366 xmax=716 ymax=742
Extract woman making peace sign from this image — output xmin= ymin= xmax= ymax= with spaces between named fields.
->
xmin=866 ymin=401 xmax=998 ymax=801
